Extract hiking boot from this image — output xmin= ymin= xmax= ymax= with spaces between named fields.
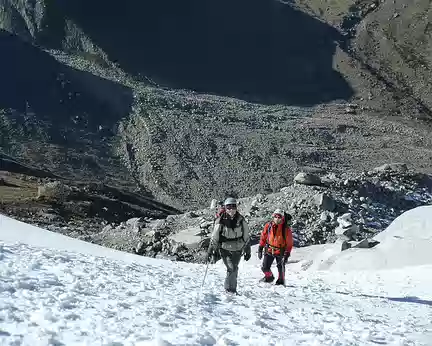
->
xmin=260 ymin=271 xmax=275 ymax=283
xmin=275 ymin=278 xmax=285 ymax=285
xmin=260 ymin=275 xmax=275 ymax=283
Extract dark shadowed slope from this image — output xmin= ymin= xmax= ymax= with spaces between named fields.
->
xmin=0 ymin=30 xmax=133 ymax=140
xmin=0 ymin=30 xmax=137 ymax=188
xmin=55 ymin=0 xmax=353 ymax=105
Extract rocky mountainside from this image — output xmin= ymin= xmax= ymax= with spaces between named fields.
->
xmin=293 ymin=0 xmax=432 ymax=121
xmin=2 ymin=163 xmax=431 ymax=263
xmin=0 ymin=158 xmax=180 ymax=241
xmin=1 ymin=0 xmax=432 ymax=255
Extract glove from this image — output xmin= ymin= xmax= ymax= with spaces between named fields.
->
xmin=210 ymin=254 xmax=217 ymax=264
xmin=257 ymin=246 xmax=263 ymax=260
xmin=283 ymin=252 xmax=290 ymax=265
xmin=207 ymin=249 xmax=214 ymax=263
xmin=244 ymin=251 xmax=251 ymax=261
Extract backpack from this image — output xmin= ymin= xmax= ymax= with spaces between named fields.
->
xmin=284 ymin=212 xmax=292 ymax=228
xmin=210 ymin=214 xmax=245 ymax=264
xmin=218 ymin=213 xmax=245 ymax=243
xmin=214 ymin=207 xmax=245 ymax=242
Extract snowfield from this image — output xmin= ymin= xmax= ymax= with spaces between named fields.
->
xmin=1 ymin=207 xmax=432 ymax=345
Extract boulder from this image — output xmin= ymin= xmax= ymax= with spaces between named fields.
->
xmin=339 ymin=238 xmax=380 ymax=252
xmin=250 ymin=199 xmax=260 ymax=208
xmin=373 ymin=163 xmax=408 ymax=173
xmin=125 ymin=217 xmax=144 ymax=233
xmin=37 ymin=181 xmax=70 ymax=202
xmin=294 ymin=172 xmax=321 ymax=186
xmin=334 ymin=213 xmax=360 ymax=241
xmin=313 ymin=193 xmax=336 ymax=211
xmin=185 ymin=211 xmax=199 ymax=218
xmin=152 ymin=241 xmax=163 ymax=252
xmin=350 ymin=238 xmax=371 ymax=249
xmin=337 ymin=213 xmax=353 ymax=228
xmin=168 ymin=226 xmax=202 ymax=249
xmin=340 ymin=240 xmax=352 ymax=251
xmin=151 ymin=219 xmax=166 ymax=230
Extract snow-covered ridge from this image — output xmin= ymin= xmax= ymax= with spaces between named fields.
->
xmin=296 ymin=205 xmax=432 ymax=272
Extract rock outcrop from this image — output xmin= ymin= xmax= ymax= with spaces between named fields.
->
xmin=82 ymin=165 xmax=431 ymax=263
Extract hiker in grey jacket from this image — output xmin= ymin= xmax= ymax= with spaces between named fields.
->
xmin=207 ymin=197 xmax=251 ymax=294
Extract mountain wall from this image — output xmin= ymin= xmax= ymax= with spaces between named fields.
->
xmin=1 ymin=0 xmax=432 ymax=210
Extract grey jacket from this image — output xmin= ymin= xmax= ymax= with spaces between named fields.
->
xmin=209 ymin=213 xmax=251 ymax=253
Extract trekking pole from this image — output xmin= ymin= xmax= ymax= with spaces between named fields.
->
xmin=282 ymin=259 xmax=286 ymax=287
xmin=197 ymin=260 xmax=210 ymax=300
xmin=201 ymin=261 xmax=210 ymax=288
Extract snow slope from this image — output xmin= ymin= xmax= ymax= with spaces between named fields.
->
xmin=295 ymin=205 xmax=432 ymax=272
xmin=1 ymin=211 xmax=432 ymax=345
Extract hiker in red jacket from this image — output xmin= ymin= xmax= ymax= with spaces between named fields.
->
xmin=258 ymin=209 xmax=293 ymax=285
xmin=215 ymin=200 xmax=225 ymax=218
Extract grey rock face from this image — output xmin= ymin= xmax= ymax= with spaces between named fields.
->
xmin=313 ymin=193 xmax=336 ymax=211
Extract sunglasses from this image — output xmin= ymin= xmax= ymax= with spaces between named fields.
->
xmin=273 ymin=214 xmax=283 ymax=219
xmin=226 ymin=204 xmax=237 ymax=210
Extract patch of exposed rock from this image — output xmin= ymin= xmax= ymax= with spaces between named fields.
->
xmin=111 ymin=164 xmax=430 ymax=263
xmin=2 ymin=165 xmax=431 ymax=263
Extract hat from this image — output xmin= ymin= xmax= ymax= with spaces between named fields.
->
xmin=272 ymin=209 xmax=284 ymax=217
xmin=224 ymin=197 xmax=237 ymax=206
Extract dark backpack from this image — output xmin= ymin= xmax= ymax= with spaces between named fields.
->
xmin=283 ymin=212 xmax=292 ymax=230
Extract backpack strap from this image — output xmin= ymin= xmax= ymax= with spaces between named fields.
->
xmin=218 ymin=215 xmax=245 ymax=243
xmin=240 ymin=218 xmax=245 ymax=242
xmin=265 ymin=222 xmax=273 ymax=248
xmin=265 ymin=222 xmax=287 ymax=255
xmin=266 ymin=212 xmax=291 ymax=245
xmin=282 ymin=212 xmax=288 ymax=241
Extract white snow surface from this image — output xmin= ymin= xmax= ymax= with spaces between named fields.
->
xmin=1 ymin=208 xmax=432 ymax=346
xmin=297 ymin=205 xmax=432 ymax=272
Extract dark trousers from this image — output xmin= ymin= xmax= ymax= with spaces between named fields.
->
xmin=261 ymin=252 xmax=285 ymax=279
xmin=220 ymin=249 xmax=242 ymax=292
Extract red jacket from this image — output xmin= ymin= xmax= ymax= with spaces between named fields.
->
xmin=259 ymin=221 xmax=293 ymax=256
xmin=215 ymin=207 xmax=225 ymax=218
